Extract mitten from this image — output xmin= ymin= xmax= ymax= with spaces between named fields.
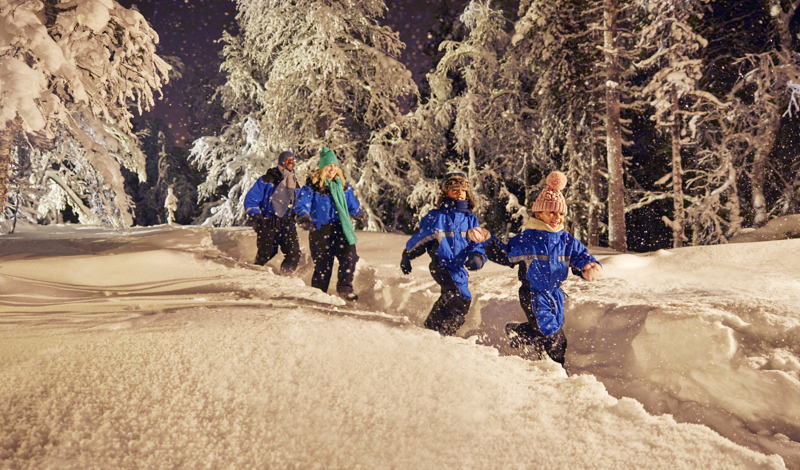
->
xmin=582 ymin=262 xmax=603 ymax=282
xmin=296 ymin=214 xmax=314 ymax=231
xmin=464 ymin=252 xmax=485 ymax=271
xmin=400 ymin=254 xmax=412 ymax=275
xmin=467 ymin=227 xmax=491 ymax=243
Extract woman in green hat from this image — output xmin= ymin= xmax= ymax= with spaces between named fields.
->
xmin=294 ymin=147 xmax=366 ymax=301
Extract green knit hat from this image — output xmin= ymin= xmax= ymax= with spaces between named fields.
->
xmin=319 ymin=147 xmax=339 ymax=169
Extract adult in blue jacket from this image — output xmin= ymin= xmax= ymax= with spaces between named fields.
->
xmin=485 ymin=171 xmax=603 ymax=365
xmin=294 ymin=147 xmax=365 ymax=301
xmin=400 ymin=173 xmax=487 ymax=336
xmin=243 ymin=151 xmax=301 ymax=274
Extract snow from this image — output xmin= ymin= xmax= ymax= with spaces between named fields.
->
xmin=1 ymin=222 xmax=799 ymax=468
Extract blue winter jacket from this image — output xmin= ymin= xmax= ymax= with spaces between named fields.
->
xmin=243 ymin=167 xmax=299 ymax=217
xmin=488 ymin=229 xmax=598 ymax=336
xmin=404 ymin=200 xmax=487 ymax=299
xmin=293 ymin=177 xmax=363 ymax=229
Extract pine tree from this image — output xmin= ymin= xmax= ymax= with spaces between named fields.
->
xmin=405 ymin=0 xmax=535 ymax=235
xmin=193 ymin=0 xmax=418 ymax=228
xmin=601 ymin=0 xmax=629 ymax=252
xmin=510 ymin=0 xmax=609 ymax=244
xmin=635 ymin=0 xmax=714 ymax=247
xmin=0 ymin=0 xmax=170 ymax=229
xmin=727 ymin=0 xmax=800 ymax=227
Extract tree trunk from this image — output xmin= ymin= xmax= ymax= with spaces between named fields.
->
xmin=589 ymin=136 xmax=601 ymax=247
xmin=727 ymin=163 xmax=743 ymax=237
xmin=670 ymin=88 xmax=685 ymax=247
xmin=0 ymin=119 xmax=22 ymax=218
xmin=751 ymin=113 xmax=779 ymax=228
xmin=603 ymin=0 xmax=627 ymax=252
xmin=0 ymin=132 xmax=12 ymax=217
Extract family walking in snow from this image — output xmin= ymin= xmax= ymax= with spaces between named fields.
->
xmin=245 ymin=149 xmax=603 ymax=365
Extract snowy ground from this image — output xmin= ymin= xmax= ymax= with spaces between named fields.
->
xmin=1 ymin=222 xmax=798 ymax=469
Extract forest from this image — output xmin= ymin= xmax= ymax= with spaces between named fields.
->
xmin=2 ymin=0 xmax=799 ymax=252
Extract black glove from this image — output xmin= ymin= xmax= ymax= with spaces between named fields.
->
xmin=249 ymin=213 xmax=266 ymax=228
xmin=464 ymin=252 xmax=485 ymax=271
xmin=400 ymin=255 xmax=412 ymax=275
xmin=353 ymin=211 xmax=368 ymax=228
xmin=296 ymin=214 xmax=314 ymax=231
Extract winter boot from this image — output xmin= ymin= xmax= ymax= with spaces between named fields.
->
xmin=338 ymin=290 xmax=358 ymax=302
xmin=506 ymin=322 xmax=544 ymax=360
xmin=505 ymin=322 xmax=528 ymax=348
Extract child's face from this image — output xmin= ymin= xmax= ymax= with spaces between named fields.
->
xmin=446 ymin=188 xmax=467 ymax=200
xmin=323 ymin=164 xmax=338 ymax=180
xmin=535 ymin=211 xmax=565 ymax=228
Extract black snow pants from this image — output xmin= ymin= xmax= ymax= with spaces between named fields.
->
xmin=254 ymin=214 xmax=301 ymax=274
xmin=423 ymin=259 xmax=471 ymax=336
xmin=309 ymin=222 xmax=359 ymax=295
xmin=510 ymin=283 xmax=567 ymax=365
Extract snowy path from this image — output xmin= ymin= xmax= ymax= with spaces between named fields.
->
xmin=0 ymin=225 xmax=794 ymax=468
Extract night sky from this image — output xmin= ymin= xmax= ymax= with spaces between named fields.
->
xmin=117 ymin=0 xmax=238 ymax=145
xmin=119 ymin=0 xmax=456 ymax=146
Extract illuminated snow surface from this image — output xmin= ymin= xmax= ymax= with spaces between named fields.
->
xmin=2 ymin=222 xmax=799 ymax=469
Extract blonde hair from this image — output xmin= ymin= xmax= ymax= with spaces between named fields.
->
xmin=311 ymin=165 xmax=346 ymax=187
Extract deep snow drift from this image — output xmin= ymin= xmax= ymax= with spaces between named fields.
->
xmin=1 ymin=222 xmax=798 ymax=468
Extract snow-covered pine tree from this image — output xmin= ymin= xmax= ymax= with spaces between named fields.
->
xmin=417 ymin=0 xmax=534 ymax=231
xmin=190 ymin=117 xmax=272 ymax=226
xmin=0 ymin=0 xmax=170 ymax=229
xmin=6 ymin=125 xmax=146 ymax=230
xmin=727 ymin=0 xmax=800 ymax=227
xmin=683 ymin=102 xmax=746 ymax=244
xmin=510 ymin=0 xmax=611 ymax=244
xmin=635 ymin=0 xmax=715 ymax=247
xmin=192 ymin=0 xmax=418 ymax=228
xmin=599 ymin=0 xmax=638 ymax=252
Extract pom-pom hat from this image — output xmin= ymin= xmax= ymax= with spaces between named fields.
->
xmin=530 ymin=171 xmax=568 ymax=214
xmin=319 ymin=147 xmax=339 ymax=169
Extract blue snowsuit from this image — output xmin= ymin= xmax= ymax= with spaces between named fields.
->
xmin=294 ymin=179 xmax=362 ymax=229
xmin=294 ymin=177 xmax=363 ymax=295
xmin=242 ymin=167 xmax=301 ymax=271
xmin=404 ymin=199 xmax=486 ymax=335
xmin=244 ymin=167 xmax=299 ymax=219
xmin=486 ymin=226 xmax=599 ymax=364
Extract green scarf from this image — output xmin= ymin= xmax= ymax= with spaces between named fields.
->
xmin=327 ymin=177 xmax=358 ymax=245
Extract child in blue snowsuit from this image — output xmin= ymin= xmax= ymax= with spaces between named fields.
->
xmin=400 ymin=173 xmax=487 ymax=336
xmin=294 ymin=147 xmax=365 ymax=301
xmin=243 ymin=151 xmax=301 ymax=274
xmin=485 ymin=171 xmax=603 ymax=365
